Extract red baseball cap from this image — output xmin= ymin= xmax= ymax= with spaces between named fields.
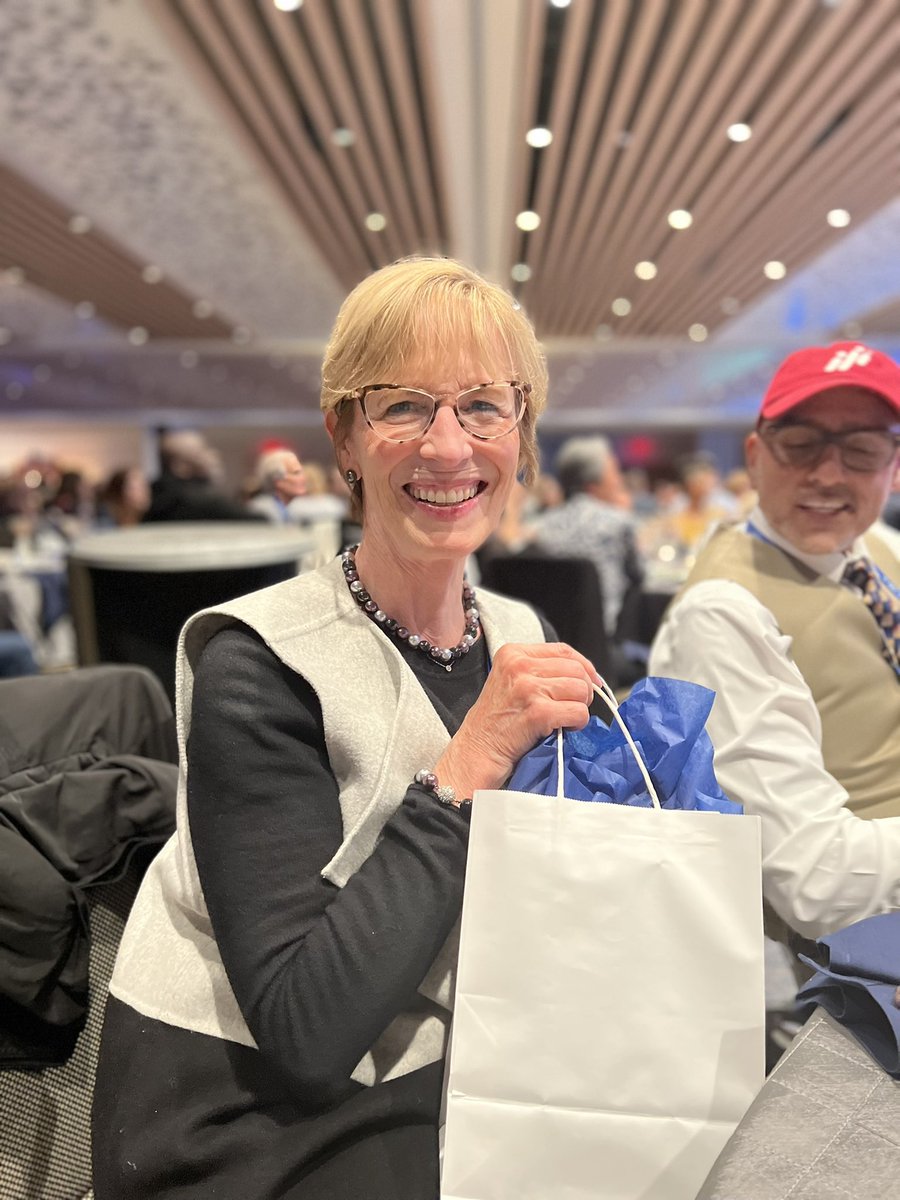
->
xmin=759 ymin=342 xmax=900 ymax=422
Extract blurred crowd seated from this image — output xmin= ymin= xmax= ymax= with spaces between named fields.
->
xmin=0 ymin=432 xmax=353 ymax=684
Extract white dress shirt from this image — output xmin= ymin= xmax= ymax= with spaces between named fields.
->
xmin=649 ymin=507 xmax=900 ymax=939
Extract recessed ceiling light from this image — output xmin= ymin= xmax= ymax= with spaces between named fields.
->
xmin=365 ymin=212 xmax=387 ymax=232
xmin=611 ymin=297 xmax=632 ymax=317
xmin=68 ymin=214 xmax=92 ymax=234
xmin=549 ymin=0 xmax=572 ymax=7
xmin=510 ymin=262 xmax=532 ymax=282
xmin=515 ymin=210 xmax=541 ymax=232
xmin=727 ymin=122 xmax=752 ymax=142
xmin=763 ymin=260 xmax=787 ymax=280
xmin=525 ymin=127 xmax=553 ymax=148
xmin=273 ymin=0 xmax=303 ymax=10
xmin=142 ymin=264 xmax=163 ymax=284
xmin=634 ymin=261 xmax=657 ymax=280
xmin=331 ymin=127 xmax=355 ymax=148
xmin=667 ymin=209 xmax=693 ymax=230
xmin=193 ymin=298 xmax=214 ymax=318
xmin=826 ymin=208 xmax=851 ymax=228
xmin=688 ymin=323 xmax=708 ymax=342
xmin=128 ymin=326 xmax=149 ymax=345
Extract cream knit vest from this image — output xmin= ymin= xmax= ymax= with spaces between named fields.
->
xmin=110 ymin=555 xmax=543 ymax=1084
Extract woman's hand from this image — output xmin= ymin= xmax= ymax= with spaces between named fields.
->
xmin=434 ymin=642 xmax=600 ymax=799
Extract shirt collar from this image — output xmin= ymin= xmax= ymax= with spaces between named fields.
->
xmin=745 ymin=506 xmax=868 ymax=583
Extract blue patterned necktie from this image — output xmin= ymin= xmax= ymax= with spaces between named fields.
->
xmin=842 ymin=558 xmax=900 ymax=678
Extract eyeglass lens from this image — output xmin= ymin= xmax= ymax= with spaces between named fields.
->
xmin=362 ymin=384 xmax=522 ymax=441
xmin=765 ymin=423 xmax=899 ymax=472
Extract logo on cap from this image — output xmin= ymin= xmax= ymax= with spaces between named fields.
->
xmin=823 ymin=344 xmax=873 ymax=373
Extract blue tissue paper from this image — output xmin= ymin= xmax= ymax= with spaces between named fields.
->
xmin=506 ymin=676 xmax=741 ymax=814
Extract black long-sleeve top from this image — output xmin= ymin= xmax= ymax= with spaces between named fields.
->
xmin=187 ymin=623 xmax=488 ymax=1105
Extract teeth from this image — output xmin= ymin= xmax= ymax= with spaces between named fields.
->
xmin=410 ymin=484 xmax=479 ymax=505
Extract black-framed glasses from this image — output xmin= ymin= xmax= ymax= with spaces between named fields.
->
xmin=343 ymin=381 xmax=529 ymax=443
xmin=759 ymin=420 xmax=900 ymax=473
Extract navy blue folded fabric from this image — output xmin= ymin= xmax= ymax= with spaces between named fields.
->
xmin=507 ymin=676 xmax=741 ymax=814
xmin=798 ymin=911 xmax=900 ymax=1078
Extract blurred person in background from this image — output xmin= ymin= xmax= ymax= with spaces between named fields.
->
xmin=97 ymin=466 xmax=152 ymax=528
xmin=723 ymin=465 xmax=758 ymax=519
xmin=145 ymin=428 xmax=265 ymax=523
xmin=651 ymin=342 xmax=900 ymax=950
xmin=666 ymin=452 xmax=735 ymax=552
xmin=530 ymin=434 xmax=644 ymax=638
xmin=247 ymin=448 xmax=309 ymax=523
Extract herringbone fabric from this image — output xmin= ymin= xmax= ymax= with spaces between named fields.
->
xmin=843 ymin=557 xmax=900 ymax=677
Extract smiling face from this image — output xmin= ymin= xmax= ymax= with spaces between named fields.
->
xmin=746 ymin=386 xmax=900 ymax=555
xmin=328 ymin=349 xmax=521 ymax=570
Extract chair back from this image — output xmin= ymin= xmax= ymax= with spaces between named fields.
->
xmin=481 ymin=551 xmax=617 ymax=687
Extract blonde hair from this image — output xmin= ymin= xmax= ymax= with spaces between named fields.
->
xmin=321 ymin=257 xmax=547 ymax=493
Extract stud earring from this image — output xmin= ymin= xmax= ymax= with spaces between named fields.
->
xmin=345 ymin=469 xmax=360 ymax=487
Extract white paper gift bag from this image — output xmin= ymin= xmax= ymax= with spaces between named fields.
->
xmin=441 ymin=682 xmax=765 ymax=1200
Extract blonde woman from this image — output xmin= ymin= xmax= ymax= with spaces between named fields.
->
xmin=93 ymin=258 xmax=600 ymax=1199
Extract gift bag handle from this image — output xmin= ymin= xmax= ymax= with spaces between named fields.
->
xmin=554 ymin=678 xmax=662 ymax=810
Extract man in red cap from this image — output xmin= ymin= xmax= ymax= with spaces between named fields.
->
xmin=650 ymin=341 xmax=900 ymax=947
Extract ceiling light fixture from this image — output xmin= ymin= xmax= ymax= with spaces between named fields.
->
xmin=688 ymin=323 xmax=708 ymax=342
xmin=634 ymin=261 xmax=657 ymax=280
xmin=128 ymin=326 xmax=149 ymax=345
xmin=763 ymin=260 xmax=787 ymax=280
xmin=826 ymin=208 xmax=851 ymax=228
xmin=273 ymin=0 xmax=303 ymax=11
xmin=667 ymin=209 xmax=693 ymax=230
xmin=365 ymin=212 xmax=387 ymax=232
xmin=142 ymin=264 xmax=163 ymax=284
xmin=525 ymin=127 xmax=553 ymax=149
xmin=68 ymin=214 xmax=92 ymax=234
xmin=727 ymin=122 xmax=752 ymax=142
xmin=549 ymin=0 xmax=572 ymax=7
xmin=510 ymin=263 xmax=532 ymax=282
xmin=515 ymin=210 xmax=541 ymax=231
xmin=331 ymin=127 xmax=355 ymax=147
xmin=611 ymin=297 xmax=632 ymax=317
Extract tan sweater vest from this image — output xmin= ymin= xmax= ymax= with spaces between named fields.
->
xmin=110 ymin=555 xmax=544 ymax=1084
xmin=682 ymin=527 xmax=900 ymax=819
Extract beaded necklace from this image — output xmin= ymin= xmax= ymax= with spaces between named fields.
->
xmin=341 ymin=544 xmax=480 ymax=672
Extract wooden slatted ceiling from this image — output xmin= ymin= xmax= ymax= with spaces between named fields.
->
xmin=519 ymin=0 xmax=899 ymax=337
xmin=161 ymin=0 xmax=449 ymax=286
xmin=0 ymin=163 xmax=234 ymax=339
xmin=1 ymin=0 xmax=896 ymax=351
